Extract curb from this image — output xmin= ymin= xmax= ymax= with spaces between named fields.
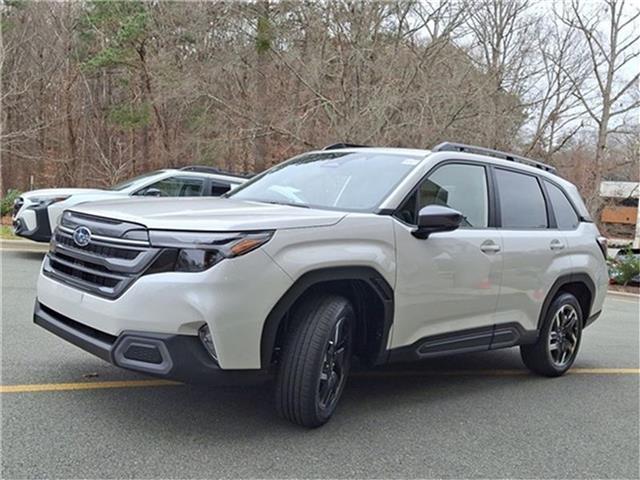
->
xmin=0 ymin=239 xmax=43 ymax=244
xmin=0 ymin=239 xmax=49 ymax=252
xmin=1 ymin=248 xmax=48 ymax=253
xmin=607 ymin=290 xmax=640 ymax=299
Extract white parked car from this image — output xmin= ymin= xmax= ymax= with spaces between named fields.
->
xmin=34 ymin=142 xmax=608 ymax=427
xmin=12 ymin=167 xmax=247 ymax=242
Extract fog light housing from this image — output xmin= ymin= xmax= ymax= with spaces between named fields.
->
xmin=198 ymin=324 xmax=218 ymax=361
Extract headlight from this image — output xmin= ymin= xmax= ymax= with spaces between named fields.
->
xmin=147 ymin=231 xmax=273 ymax=273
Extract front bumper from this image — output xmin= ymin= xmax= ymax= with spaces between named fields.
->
xmin=34 ymin=301 xmax=270 ymax=385
xmin=37 ymin=248 xmax=293 ymax=369
xmin=13 ymin=204 xmax=52 ymax=242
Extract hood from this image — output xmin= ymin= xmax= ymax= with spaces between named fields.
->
xmin=22 ymin=188 xmax=107 ymax=200
xmin=68 ymin=197 xmax=346 ymax=231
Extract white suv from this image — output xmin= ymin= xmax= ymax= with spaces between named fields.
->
xmin=34 ymin=143 xmax=608 ymax=427
xmin=12 ymin=167 xmax=246 ymax=243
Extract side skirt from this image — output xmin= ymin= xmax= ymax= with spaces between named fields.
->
xmin=387 ymin=322 xmax=538 ymax=364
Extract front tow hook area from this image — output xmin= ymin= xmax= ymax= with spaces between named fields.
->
xmin=112 ymin=335 xmax=174 ymax=375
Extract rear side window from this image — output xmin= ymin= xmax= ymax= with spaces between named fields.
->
xmin=210 ymin=181 xmax=232 ymax=196
xmin=545 ymin=181 xmax=579 ymax=229
xmin=496 ymin=169 xmax=547 ymax=228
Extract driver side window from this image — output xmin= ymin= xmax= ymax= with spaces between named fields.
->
xmin=396 ymin=163 xmax=489 ymax=228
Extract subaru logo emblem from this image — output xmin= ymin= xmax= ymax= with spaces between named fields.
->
xmin=73 ymin=226 xmax=92 ymax=247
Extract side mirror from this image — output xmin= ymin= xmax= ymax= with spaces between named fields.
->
xmin=143 ymin=188 xmax=163 ymax=197
xmin=412 ymin=205 xmax=463 ymax=239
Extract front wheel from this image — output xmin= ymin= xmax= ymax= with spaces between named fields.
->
xmin=275 ymin=294 xmax=354 ymax=428
xmin=521 ymin=292 xmax=583 ymax=377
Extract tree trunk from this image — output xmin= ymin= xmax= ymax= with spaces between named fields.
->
xmin=64 ymin=57 xmax=79 ymax=184
xmin=138 ymin=44 xmax=171 ymax=166
xmin=253 ymin=0 xmax=270 ymax=173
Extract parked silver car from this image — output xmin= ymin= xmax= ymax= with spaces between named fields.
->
xmin=12 ymin=167 xmax=246 ymax=242
xmin=34 ymin=142 xmax=608 ymax=427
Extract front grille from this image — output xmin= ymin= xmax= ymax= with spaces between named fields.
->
xmin=54 ymin=232 xmax=140 ymax=260
xmin=12 ymin=197 xmax=24 ymax=217
xmin=49 ymin=256 xmax=120 ymax=287
xmin=43 ymin=214 xmax=160 ymax=299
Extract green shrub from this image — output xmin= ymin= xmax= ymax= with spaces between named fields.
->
xmin=1 ymin=189 xmax=21 ymax=217
xmin=611 ymin=248 xmax=640 ymax=286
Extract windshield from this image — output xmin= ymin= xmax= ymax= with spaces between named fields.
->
xmin=110 ymin=170 xmax=166 ymax=191
xmin=228 ymin=151 xmax=424 ymax=211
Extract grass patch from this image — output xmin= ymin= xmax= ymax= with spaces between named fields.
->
xmin=1 ymin=225 xmax=18 ymax=240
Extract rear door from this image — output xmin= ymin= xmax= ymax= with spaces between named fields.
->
xmin=493 ymin=168 xmax=571 ymax=332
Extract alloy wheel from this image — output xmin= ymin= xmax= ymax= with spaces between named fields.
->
xmin=548 ymin=304 xmax=580 ymax=367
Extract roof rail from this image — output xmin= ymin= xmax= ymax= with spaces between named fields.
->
xmin=433 ymin=142 xmax=557 ymax=174
xmin=180 ymin=166 xmax=252 ymax=178
xmin=323 ymin=143 xmax=371 ymax=150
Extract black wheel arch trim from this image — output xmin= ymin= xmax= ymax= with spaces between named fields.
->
xmin=260 ymin=266 xmax=394 ymax=369
xmin=538 ymin=272 xmax=596 ymax=331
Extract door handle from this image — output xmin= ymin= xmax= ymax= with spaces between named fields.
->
xmin=480 ymin=241 xmax=501 ymax=253
xmin=550 ymin=239 xmax=565 ymax=250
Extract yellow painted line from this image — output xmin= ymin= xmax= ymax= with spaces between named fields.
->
xmin=566 ymin=368 xmax=640 ymax=374
xmin=356 ymin=369 xmax=529 ymax=377
xmin=356 ymin=367 xmax=640 ymax=378
xmin=1 ymin=368 xmax=638 ymax=394
xmin=0 ymin=379 xmax=180 ymax=394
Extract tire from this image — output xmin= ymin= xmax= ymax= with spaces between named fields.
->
xmin=521 ymin=292 xmax=583 ymax=377
xmin=276 ymin=293 xmax=354 ymax=428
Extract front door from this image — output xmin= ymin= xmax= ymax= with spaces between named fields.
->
xmin=391 ymin=162 xmax=503 ymax=353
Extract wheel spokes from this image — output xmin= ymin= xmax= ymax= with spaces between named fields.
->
xmin=319 ymin=375 xmax=332 ymax=405
xmin=565 ymin=310 xmax=577 ymax=329
xmin=334 ymin=347 xmax=346 ymax=370
xmin=317 ymin=316 xmax=350 ymax=409
xmin=549 ymin=304 xmax=580 ymax=367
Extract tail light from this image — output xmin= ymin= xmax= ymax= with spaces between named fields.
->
xmin=596 ymin=236 xmax=608 ymax=259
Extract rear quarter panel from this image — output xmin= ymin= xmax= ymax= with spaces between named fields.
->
xmin=565 ymin=223 xmax=609 ymax=317
xmin=494 ymin=230 xmax=574 ymax=331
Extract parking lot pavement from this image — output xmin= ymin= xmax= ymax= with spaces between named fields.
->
xmin=2 ymin=250 xmax=639 ymax=479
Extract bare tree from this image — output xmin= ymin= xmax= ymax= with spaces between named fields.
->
xmin=467 ymin=0 xmax=538 ymax=149
xmin=562 ymin=0 xmax=640 ymax=206
xmin=1 ymin=0 xmax=636 ymax=205
xmin=525 ymin=13 xmax=589 ymax=161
